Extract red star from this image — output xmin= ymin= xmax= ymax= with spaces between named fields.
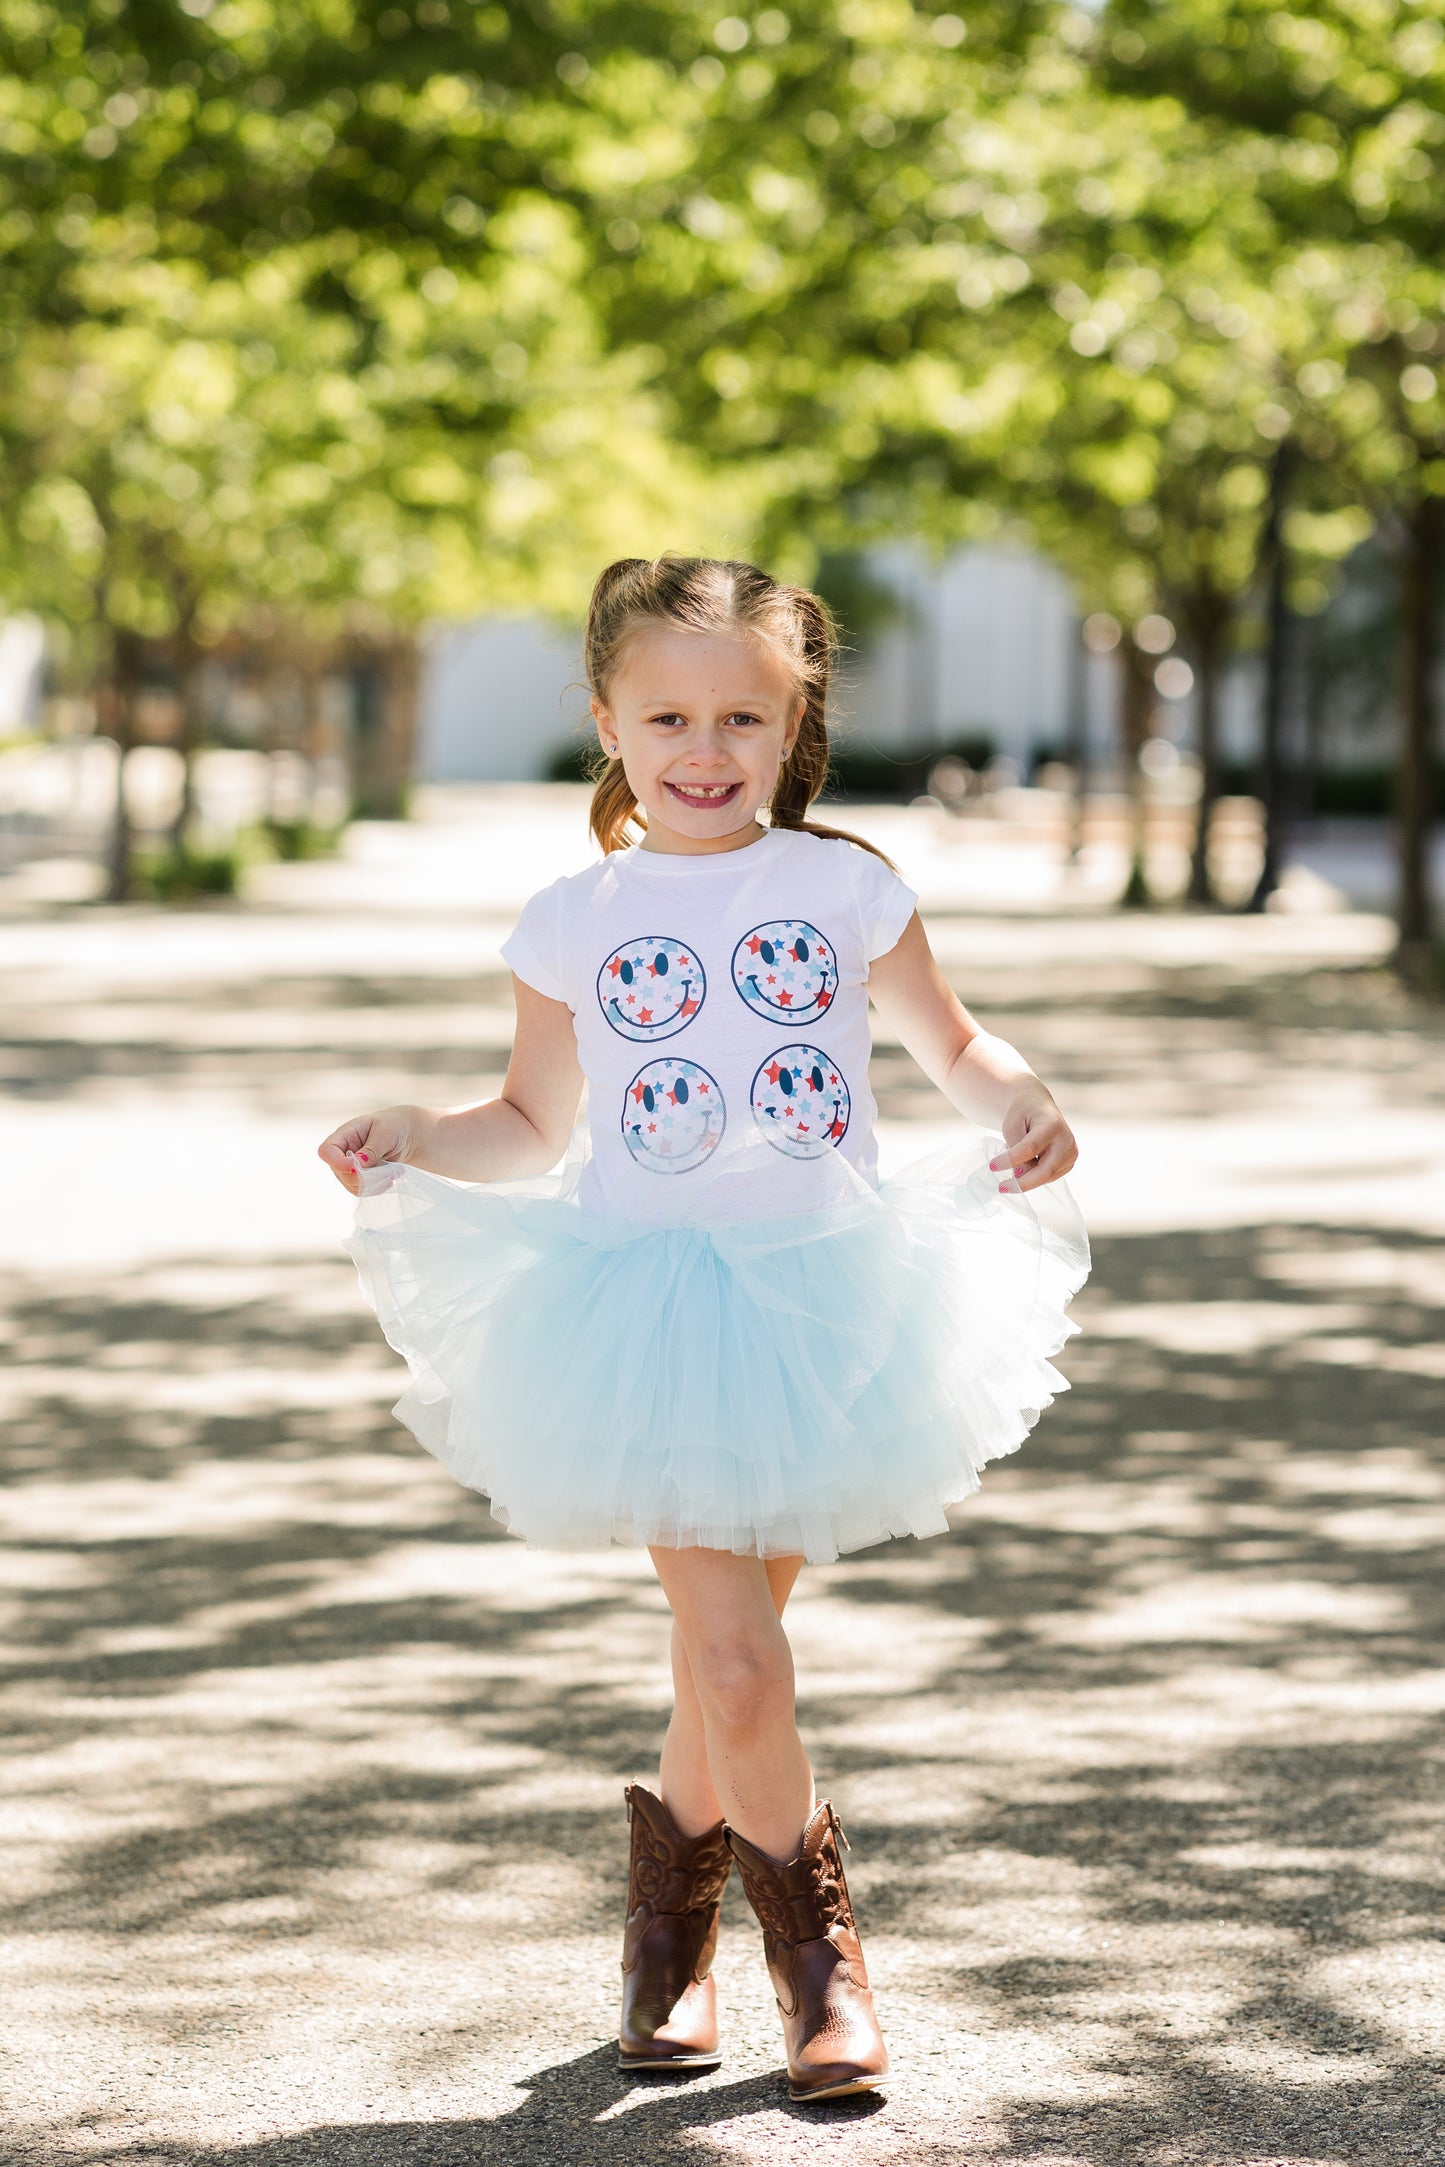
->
xmin=790 ymin=944 xmax=804 ymax=961
xmin=798 ymin=1122 xmax=810 ymax=1133
xmin=607 ymin=956 xmax=624 ymax=978
xmin=746 ymin=935 xmax=763 ymax=955
xmin=766 ymin=973 xmax=777 ymax=985
xmin=637 ymin=1007 xmax=653 ymax=1024
xmin=630 ymin=1081 xmax=647 ymax=1104
xmin=647 ymin=1122 xmax=657 ymax=1133
xmin=678 ymin=955 xmax=691 ymax=967
xmin=679 ymin=997 xmax=699 ymax=1019
xmin=817 ymin=946 xmax=828 ymax=960
xmin=817 ymin=988 xmax=832 ymax=1009
xmin=777 ymin=989 xmax=792 ymax=1006
xmin=829 ymin=1118 xmax=847 ymax=1139
xmin=829 ymin=1073 xmax=838 ymax=1085
xmin=784 ymin=1104 xmax=795 ymax=1116
xmin=765 ymin=1061 xmax=782 ymax=1085
xmin=696 ymin=1079 xmax=708 ymax=1093
xmin=666 ymin=1087 xmax=679 ymax=1104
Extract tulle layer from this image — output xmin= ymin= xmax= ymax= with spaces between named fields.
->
xmin=347 ymin=1134 xmax=1090 ymax=1565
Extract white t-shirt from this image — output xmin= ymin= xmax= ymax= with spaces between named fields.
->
xmin=500 ymin=825 xmax=918 ymax=1228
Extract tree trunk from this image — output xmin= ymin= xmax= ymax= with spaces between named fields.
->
xmin=378 ymin=636 xmax=420 ymax=819
xmin=103 ymin=630 xmax=143 ymax=903
xmin=1248 ymin=439 xmax=1296 ymax=913
xmin=349 ymin=634 xmax=421 ymax=820
xmin=1186 ymin=603 xmax=1224 ymax=906
xmin=1396 ymin=492 xmax=1442 ymax=971
xmin=168 ymin=634 xmax=204 ymax=856
xmin=1298 ymin=610 xmax=1324 ymax=830
xmin=1066 ymin=614 xmax=1088 ymax=865
xmin=299 ymin=656 xmax=327 ymax=825
xmin=1118 ymin=629 xmax=1154 ymax=908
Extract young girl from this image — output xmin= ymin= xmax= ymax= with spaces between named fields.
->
xmin=319 ymin=555 xmax=1088 ymax=2104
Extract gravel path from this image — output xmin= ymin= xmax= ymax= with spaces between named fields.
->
xmin=3 ymin=791 xmax=1443 ymax=2166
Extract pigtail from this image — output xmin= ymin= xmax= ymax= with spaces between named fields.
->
xmin=585 ymin=559 xmax=650 ymax=854
xmin=589 ymin=755 xmax=644 ymax=854
xmin=769 ymin=587 xmax=898 ymax=870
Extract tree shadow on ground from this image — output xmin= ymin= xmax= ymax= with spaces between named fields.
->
xmin=5 ymin=953 xmax=1443 ymax=1128
xmin=122 ymin=2046 xmax=894 ymax=2167
xmin=3 ymin=1219 xmax=1443 ymax=2164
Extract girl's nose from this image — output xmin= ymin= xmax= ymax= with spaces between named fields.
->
xmin=687 ymin=730 xmax=735 ymax=764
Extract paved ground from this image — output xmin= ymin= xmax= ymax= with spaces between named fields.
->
xmin=3 ymin=788 xmax=1444 ymax=2167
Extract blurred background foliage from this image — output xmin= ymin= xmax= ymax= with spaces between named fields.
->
xmin=0 ymin=0 xmax=1442 ymax=951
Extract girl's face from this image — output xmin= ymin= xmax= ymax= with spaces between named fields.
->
xmin=592 ymin=626 xmax=804 ymax=854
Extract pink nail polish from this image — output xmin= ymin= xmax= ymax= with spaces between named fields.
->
xmin=358 ymin=1153 xmax=370 ymax=1163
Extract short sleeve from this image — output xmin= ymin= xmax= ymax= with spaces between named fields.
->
xmin=500 ymin=879 xmax=569 ymax=1003
xmin=850 ymin=844 xmax=918 ymax=961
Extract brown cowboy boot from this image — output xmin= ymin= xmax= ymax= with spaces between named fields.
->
xmin=618 ymin=1782 xmax=733 ymax=2072
xmin=726 ymin=1801 xmax=889 ymax=2102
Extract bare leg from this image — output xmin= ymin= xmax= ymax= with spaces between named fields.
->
xmin=650 ymin=1548 xmax=812 ymax=1861
xmin=658 ymin=1555 xmax=803 ymax=1835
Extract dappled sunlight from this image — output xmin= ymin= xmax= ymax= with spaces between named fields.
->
xmin=3 ymin=1204 xmax=1442 ymax=2163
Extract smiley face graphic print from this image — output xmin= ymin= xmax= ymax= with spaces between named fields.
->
xmin=499 ymin=826 xmax=918 ymax=1226
xmin=732 ymin=921 xmax=837 ymax=1026
xmin=750 ymin=1043 xmax=850 ymax=1158
xmin=597 ymin=935 xmax=706 ymax=1041
xmin=622 ymin=1057 xmax=725 ymax=1173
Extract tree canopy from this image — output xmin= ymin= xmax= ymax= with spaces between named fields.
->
xmin=0 ymin=0 xmax=1440 ymax=933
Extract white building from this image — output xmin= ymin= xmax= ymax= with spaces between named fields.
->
xmin=0 ymin=615 xmax=45 ymax=734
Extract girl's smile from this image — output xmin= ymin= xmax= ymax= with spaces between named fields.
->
xmin=663 ymin=779 xmax=743 ymax=808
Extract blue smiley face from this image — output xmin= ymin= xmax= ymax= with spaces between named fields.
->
xmin=622 ymin=1058 xmax=726 ymax=1173
xmin=750 ymin=1044 xmax=850 ymax=1160
xmin=732 ymin=921 xmax=837 ymax=1025
xmin=597 ymin=935 xmax=706 ymax=1041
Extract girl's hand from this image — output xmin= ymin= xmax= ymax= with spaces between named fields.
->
xmin=317 ymin=1106 xmax=421 ymax=1195
xmin=991 ymin=1087 xmax=1078 ymax=1194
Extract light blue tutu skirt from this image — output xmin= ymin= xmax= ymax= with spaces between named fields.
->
xmin=348 ymin=1133 xmax=1089 ymax=1565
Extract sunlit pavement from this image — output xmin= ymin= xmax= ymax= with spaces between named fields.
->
xmin=3 ymin=786 xmax=1444 ymax=2166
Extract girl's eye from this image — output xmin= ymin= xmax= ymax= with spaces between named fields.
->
xmin=725 ymin=711 xmax=762 ymax=727
xmin=648 ymin=713 xmax=686 ymax=727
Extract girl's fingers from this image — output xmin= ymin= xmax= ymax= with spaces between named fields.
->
xmin=318 ymin=1124 xmax=374 ymax=1191
xmin=996 ymin=1129 xmax=1077 ymax=1191
xmin=992 ymin=1136 xmax=1052 ymax=1178
xmin=1014 ymin=1141 xmax=1078 ymax=1191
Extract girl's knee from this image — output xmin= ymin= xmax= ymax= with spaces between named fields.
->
xmin=690 ymin=1638 xmax=794 ymax=1732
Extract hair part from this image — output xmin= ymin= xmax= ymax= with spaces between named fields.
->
xmin=583 ymin=554 xmax=894 ymax=866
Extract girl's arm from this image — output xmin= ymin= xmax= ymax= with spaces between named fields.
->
xmin=866 ymin=913 xmax=1077 ymax=1194
xmin=318 ymin=977 xmax=583 ymax=1195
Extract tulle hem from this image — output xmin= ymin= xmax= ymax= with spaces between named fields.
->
xmin=347 ymin=1131 xmax=1090 ymax=1566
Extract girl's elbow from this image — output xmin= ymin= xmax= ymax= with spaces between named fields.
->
xmin=509 ymin=1098 xmax=574 ymax=1173
xmin=525 ymin=1127 xmax=571 ymax=1174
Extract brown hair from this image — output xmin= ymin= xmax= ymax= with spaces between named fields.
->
xmin=582 ymin=555 xmax=894 ymax=864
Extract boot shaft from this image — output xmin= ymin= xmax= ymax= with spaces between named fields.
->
xmin=725 ymin=1801 xmax=860 ymax=1953
xmin=623 ymin=1783 xmax=732 ymax=1978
